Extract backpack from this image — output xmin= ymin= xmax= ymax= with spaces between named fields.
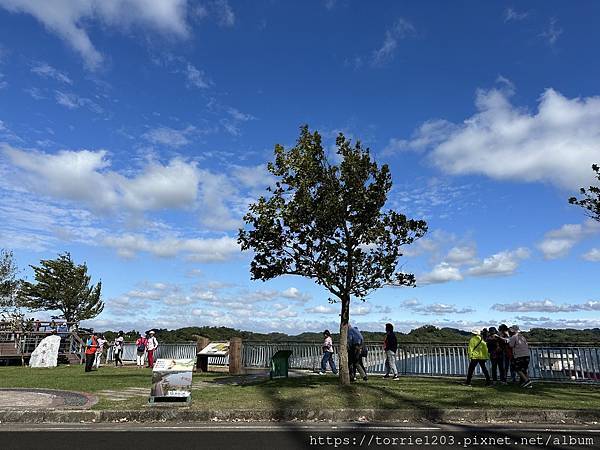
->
xmin=137 ymin=338 xmax=146 ymax=352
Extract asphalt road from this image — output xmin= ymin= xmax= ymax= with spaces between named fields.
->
xmin=1 ymin=422 xmax=599 ymax=450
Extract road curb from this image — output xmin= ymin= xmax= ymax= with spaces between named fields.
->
xmin=0 ymin=408 xmax=599 ymax=424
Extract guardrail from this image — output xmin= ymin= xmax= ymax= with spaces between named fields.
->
xmin=62 ymin=339 xmax=600 ymax=382
xmin=242 ymin=341 xmax=600 ymax=381
xmin=105 ymin=343 xmax=229 ymax=366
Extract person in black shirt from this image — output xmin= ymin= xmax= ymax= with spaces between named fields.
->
xmin=383 ymin=323 xmax=399 ymax=380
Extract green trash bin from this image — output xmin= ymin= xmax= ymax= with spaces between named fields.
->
xmin=270 ymin=350 xmax=293 ymax=379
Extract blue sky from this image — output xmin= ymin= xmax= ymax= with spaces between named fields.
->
xmin=0 ymin=1 xmax=599 ymax=334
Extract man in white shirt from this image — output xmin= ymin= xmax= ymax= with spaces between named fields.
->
xmin=146 ymin=330 xmax=158 ymax=368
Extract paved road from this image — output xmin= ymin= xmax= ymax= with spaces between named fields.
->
xmin=1 ymin=422 xmax=599 ymax=449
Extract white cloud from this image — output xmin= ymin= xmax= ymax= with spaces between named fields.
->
xmin=185 ymin=63 xmax=211 ymax=89
xmin=142 ymin=125 xmax=196 ymax=148
xmin=538 ymin=221 xmax=600 ymax=260
xmin=583 ymin=248 xmax=600 ymax=262
xmin=445 ymin=244 xmax=477 ymax=266
xmin=513 ymin=317 xmax=600 ymax=329
xmin=323 ymin=0 xmax=336 ymax=10
xmin=24 ymin=87 xmax=45 ymax=100
xmin=197 ymin=170 xmax=240 ymax=230
xmin=466 ymin=247 xmax=530 ymax=277
xmin=55 ymin=90 xmax=103 ymax=113
xmin=418 ymin=262 xmax=463 ymax=285
xmin=384 ymin=120 xmax=456 ymax=153
xmin=232 ymin=164 xmax=274 ymax=190
xmin=31 ymin=62 xmax=72 ymax=84
xmin=540 ymin=18 xmax=562 ymax=46
xmin=0 ymin=0 xmax=190 ymax=69
xmin=396 ymin=86 xmax=600 ymax=190
xmin=103 ymin=234 xmax=239 ymax=261
xmin=351 ymin=304 xmax=372 ymax=316
xmin=213 ymin=0 xmax=235 ymax=27
xmin=3 ymin=145 xmax=200 ymax=213
xmin=372 ymin=17 xmax=415 ymax=66
xmin=0 ymin=182 xmax=104 ymax=251
xmin=306 ymin=305 xmax=337 ymax=314
xmin=504 ymin=8 xmax=528 ymax=22
xmin=402 ymin=298 xmax=474 ymax=315
xmin=281 ymin=287 xmax=311 ymax=303
xmin=492 ymin=299 xmax=600 ymax=313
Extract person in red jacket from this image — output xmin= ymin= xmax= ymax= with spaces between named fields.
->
xmin=85 ymin=332 xmax=98 ymax=373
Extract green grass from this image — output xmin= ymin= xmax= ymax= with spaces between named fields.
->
xmin=1 ymin=366 xmax=599 ymax=411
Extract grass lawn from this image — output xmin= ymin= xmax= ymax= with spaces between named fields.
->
xmin=1 ymin=366 xmax=599 ymax=411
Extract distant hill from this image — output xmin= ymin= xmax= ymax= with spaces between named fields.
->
xmin=100 ymin=325 xmax=600 ymax=344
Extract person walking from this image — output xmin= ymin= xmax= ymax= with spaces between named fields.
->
xmin=94 ymin=333 xmax=107 ymax=369
xmin=135 ymin=333 xmax=147 ymax=368
xmin=146 ymin=330 xmax=158 ymax=368
xmin=84 ymin=332 xmax=98 ymax=373
xmin=319 ymin=330 xmax=338 ymax=375
xmin=358 ymin=345 xmax=368 ymax=381
xmin=506 ymin=325 xmax=532 ymax=388
xmin=113 ymin=331 xmax=124 ymax=367
xmin=464 ymin=328 xmax=492 ymax=386
xmin=486 ymin=327 xmax=506 ymax=385
xmin=347 ymin=324 xmax=367 ymax=381
xmin=383 ymin=323 xmax=399 ymax=380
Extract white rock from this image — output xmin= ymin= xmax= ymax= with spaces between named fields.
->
xmin=29 ymin=335 xmax=62 ymax=368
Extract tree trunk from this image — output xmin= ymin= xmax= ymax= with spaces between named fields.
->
xmin=338 ymin=295 xmax=351 ymax=385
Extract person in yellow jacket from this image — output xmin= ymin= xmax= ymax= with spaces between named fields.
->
xmin=464 ymin=328 xmax=492 ymax=386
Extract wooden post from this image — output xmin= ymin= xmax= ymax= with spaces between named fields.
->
xmin=229 ymin=337 xmax=243 ymax=375
xmin=196 ymin=336 xmax=210 ymax=354
xmin=195 ymin=336 xmax=210 ymax=372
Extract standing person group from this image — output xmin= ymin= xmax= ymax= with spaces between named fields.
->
xmin=318 ymin=323 xmax=402 ymax=382
xmin=465 ymin=324 xmax=532 ymax=389
xmin=135 ymin=331 xmax=159 ymax=368
xmin=83 ymin=329 xmax=159 ymax=372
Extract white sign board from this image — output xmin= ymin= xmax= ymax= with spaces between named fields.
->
xmin=198 ymin=342 xmax=229 ymax=356
xmin=150 ymin=358 xmax=194 ymax=400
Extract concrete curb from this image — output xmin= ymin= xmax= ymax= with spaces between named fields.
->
xmin=0 ymin=408 xmax=599 ymax=424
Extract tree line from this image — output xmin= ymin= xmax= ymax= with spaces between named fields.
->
xmin=99 ymin=324 xmax=600 ymax=345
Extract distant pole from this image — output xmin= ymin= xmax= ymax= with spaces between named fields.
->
xmin=229 ymin=337 xmax=243 ymax=375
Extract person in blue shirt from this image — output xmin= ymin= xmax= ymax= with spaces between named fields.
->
xmin=347 ymin=324 xmax=367 ymax=381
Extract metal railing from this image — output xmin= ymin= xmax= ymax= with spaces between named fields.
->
xmin=3 ymin=333 xmax=598 ymax=381
xmin=105 ymin=342 xmax=228 ymax=366
xmin=242 ymin=341 xmax=600 ymax=381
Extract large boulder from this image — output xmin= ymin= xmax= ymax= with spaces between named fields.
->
xmin=29 ymin=335 xmax=62 ymax=368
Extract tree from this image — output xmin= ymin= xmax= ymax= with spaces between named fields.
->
xmin=20 ymin=252 xmax=103 ymax=324
xmin=0 ymin=249 xmax=22 ymax=325
xmin=238 ymin=126 xmax=427 ymax=384
xmin=569 ymin=164 xmax=600 ymax=221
